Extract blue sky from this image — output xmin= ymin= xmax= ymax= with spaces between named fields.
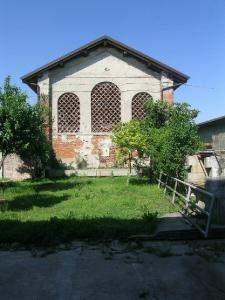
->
xmin=1 ymin=0 xmax=225 ymax=122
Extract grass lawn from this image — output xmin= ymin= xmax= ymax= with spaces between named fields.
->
xmin=0 ymin=176 xmax=176 ymax=246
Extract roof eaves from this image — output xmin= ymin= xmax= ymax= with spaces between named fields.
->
xmin=21 ymin=35 xmax=190 ymax=88
xmin=198 ymin=115 xmax=225 ymax=127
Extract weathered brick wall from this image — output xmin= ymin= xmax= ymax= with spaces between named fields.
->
xmin=162 ymin=88 xmax=174 ymax=104
xmin=91 ymin=135 xmax=116 ymax=168
xmin=52 ymin=134 xmax=116 ymax=168
xmin=53 ymin=135 xmax=84 ymax=162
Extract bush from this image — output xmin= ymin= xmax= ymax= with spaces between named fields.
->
xmin=142 ymin=100 xmax=202 ymax=179
xmin=112 ymin=120 xmax=147 ymax=173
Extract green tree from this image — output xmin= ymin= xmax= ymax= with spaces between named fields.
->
xmin=112 ymin=120 xmax=147 ymax=173
xmin=143 ymin=100 xmax=201 ymax=179
xmin=19 ymin=103 xmax=50 ymax=178
xmin=144 ymin=99 xmax=170 ymax=129
xmin=0 ymin=77 xmax=50 ymax=177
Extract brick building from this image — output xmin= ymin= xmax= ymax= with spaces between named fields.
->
xmin=4 ymin=36 xmax=189 ymax=178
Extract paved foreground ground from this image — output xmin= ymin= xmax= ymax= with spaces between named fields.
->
xmin=1 ymin=240 xmax=225 ymax=300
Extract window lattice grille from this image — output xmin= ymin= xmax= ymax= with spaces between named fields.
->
xmin=58 ymin=93 xmax=80 ymax=133
xmin=132 ymin=92 xmax=152 ymax=120
xmin=91 ymin=82 xmax=121 ymax=132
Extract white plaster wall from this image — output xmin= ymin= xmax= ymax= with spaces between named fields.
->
xmin=38 ymin=73 xmax=50 ymax=97
xmin=0 ymin=154 xmax=31 ymax=180
xmin=49 ymin=47 xmax=163 ymax=135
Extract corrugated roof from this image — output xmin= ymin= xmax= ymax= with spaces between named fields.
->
xmin=198 ymin=115 xmax=225 ymax=126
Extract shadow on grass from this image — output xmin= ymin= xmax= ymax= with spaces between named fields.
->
xmin=128 ymin=177 xmax=155 ymax=186
xmin=0 ymin=215 xmax=158 ymax=246
xmin=0 ymin=181 xmax=20 ymax=191
xmin=7 ymin=194 xmax=69 ymax=211
xmin=32 ymin=179 xmax=92 ymax=193
xmin=0 ymin=178 xmax=92 ymax=195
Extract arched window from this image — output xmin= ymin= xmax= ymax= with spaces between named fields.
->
xmin=132 ymin=92 xmax=152 ymax=120
xmin=58 ymin=93 xmax=80 ymax=133
xmin=91 ymin=82 xmax=121 ymax=132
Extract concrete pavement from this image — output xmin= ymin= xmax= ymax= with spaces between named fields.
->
xmin=0 ymin=240 xmax=225 ymax=300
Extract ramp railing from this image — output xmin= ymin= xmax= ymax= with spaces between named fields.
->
xmin=157 ymin=172 xmax=215 ymax=238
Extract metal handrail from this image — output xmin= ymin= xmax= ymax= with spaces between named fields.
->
xmin=157 ymin=171 xmax=215 ymax=238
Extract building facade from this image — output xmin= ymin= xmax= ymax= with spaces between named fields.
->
xmin=19 ymin=36 xmax=189 ymax=173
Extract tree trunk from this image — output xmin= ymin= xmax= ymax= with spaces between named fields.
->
xmin=126 ymin=152 xmax=132 ymax=186
xmin=0 ymin=154 xmax=6 ymax=179
xmin=128 ymin=152 xmax=132 ymax=174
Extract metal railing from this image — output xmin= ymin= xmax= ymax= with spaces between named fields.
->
xmin=157 ymin=172 xmax=215 ymax=238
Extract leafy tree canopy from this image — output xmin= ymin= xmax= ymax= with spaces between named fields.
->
xmin=112 ymin=120 xmax=147 ymax=173
xmin=0 ymin=76 xmax=50 ymax=177
xmin=142 ymin=100 xmax=202 ymax=178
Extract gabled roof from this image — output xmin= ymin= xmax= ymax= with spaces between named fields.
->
xmin=21 ymin=35 xmax=190 ymax=92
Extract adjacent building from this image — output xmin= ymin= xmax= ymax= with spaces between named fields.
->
xmin=188 ymin=115 xmax=225 ymax=185
xmin=198 ymin=115 xmax=225 ymax=151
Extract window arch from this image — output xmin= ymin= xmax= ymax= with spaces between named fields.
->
xmin=132 ymin=92 xmax=152 ymax=120
xmin=91 ymin=82 xmax=121 ymax=132
xmin=58 ymin=93 xmax=80 ymax=133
